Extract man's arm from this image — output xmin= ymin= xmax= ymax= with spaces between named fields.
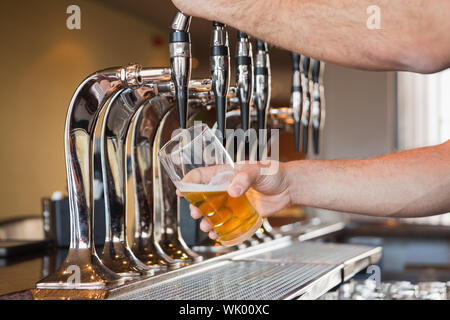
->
xmin=172 ymin=0 xmax=450 ymax=74
xmin=285 ymin=140 xmax=450 ymax=217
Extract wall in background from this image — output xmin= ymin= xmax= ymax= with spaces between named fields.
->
xmin=0 ymin=0 xmax=168 ymax=222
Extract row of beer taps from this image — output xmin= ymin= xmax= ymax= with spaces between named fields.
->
xmin=36 ymin=11 xmax=325 ymax=290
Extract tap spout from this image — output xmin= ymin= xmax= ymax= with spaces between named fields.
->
xmin=301 ymin=57 xmax=311 ymax=155
xmin=254 ymin=40 xmax=271 ymax=135
xmin=236 ymin=31 xmax=254 ymax=134
xmin=290 ymin=52 xmax=302 ymax=152
xmin=311 ymin=59 xmax=325 ymax=155
xmin=170 ymin=12 xmax=192 ymax=129
xmin=210 ymin=22 xmax=231 ymax=144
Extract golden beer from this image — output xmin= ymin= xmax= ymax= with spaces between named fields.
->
xmin=182 ymin=189 xmax=262 ymax=246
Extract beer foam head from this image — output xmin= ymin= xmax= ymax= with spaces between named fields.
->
xmin=177 ymin=170 xmax=234 ymax=193
xmin=176 ymin=182 xmax=229 ymax=193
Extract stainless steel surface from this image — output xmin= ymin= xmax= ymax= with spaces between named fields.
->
xmin=37 ymin=64 xmax=167 ymax=289
xmin=108 ymin=239 xmax=381 ymax=300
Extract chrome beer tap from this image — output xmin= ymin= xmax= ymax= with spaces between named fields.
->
xmin=99 ymin=69 xmax=172 ymax=276
xmin=254 ymin=40 xmax=271 ymax=137
xmin=300 ymin=57 xmax=311 ymax=154
xmin=236 ymin=31 xmax=254 ymax=134
xmin=210 ymin=22 xmax=231 ymax=144
xmin=290 ymin=53 xmax=302 ymax=152
xmin=311 ymin=59 xmax=325 ymax=155
xmin=170 ymin=12 xmax=192 ymax=129
xmin=132 ymin=80 xmax=213 ymax=267
xmin=37 ymin=65 xmax=172 ymax=289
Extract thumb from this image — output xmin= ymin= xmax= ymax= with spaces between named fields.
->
xmin=228 ymin=165 xmax=260 ymax=198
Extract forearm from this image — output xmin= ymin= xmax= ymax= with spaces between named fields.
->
xmin=284 ymin=141 xmax=450 ymax=217
xmin=173 ymin=0 xmax=450 ymax=73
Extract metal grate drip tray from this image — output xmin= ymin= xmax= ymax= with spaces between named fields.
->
xmin=110 ymin=240 xmax=381 ymax=300
xmin=112 ymin=260 xmax=336 ymax=300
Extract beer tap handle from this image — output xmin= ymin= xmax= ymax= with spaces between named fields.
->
xmin=301 ymin=56 xmax=311 ymax=155
xmin=170 ymin=12 xmax=192 ymax=129
xmin=236 ymin=31 xmax=254 ymax=134
xmin=311 ymin=59 xmax=322 ymax=155
xmin=290 ymin=52 xmax=302 ymax=152
xmin=211 ymin=21 xmax=231 ymax=144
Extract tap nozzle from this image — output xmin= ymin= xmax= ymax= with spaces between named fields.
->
xmin=290 ymin=52 xmax=302 ymax=152
xmin=210 ymin=21 xmax=231 ymax=144
xmin=170 ymin=12 xmax=192 ymax=129
xmin=301 ymin=56 xmax=311 ymax=154
xmin=254 ymin=40 xmax=271 ymax=135
xmin=236 ymin=31 xmax=254 ymax=134
xmin=311 ymin=59 xmax=324 ymax=155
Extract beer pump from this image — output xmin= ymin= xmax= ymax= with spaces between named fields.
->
xmin=311 ymin=59 xmax=324 ymax=155
xmin=236 ymin=31 xmax=254 ymax=135
xmin=300 ymin=56 xmax=311 ymax=154
xmin=210 ymin=22 xmax=231 ymax=144
xmin=170 ymin=12 xmax=192 ymax=129
xmin=290 ymin=53 xmax=302 ymax=152
xmin=254 ymin=40 xmax=271 ymax=136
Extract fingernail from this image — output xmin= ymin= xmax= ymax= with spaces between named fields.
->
xmin=229 ymin=184 xmax=243 ymax=197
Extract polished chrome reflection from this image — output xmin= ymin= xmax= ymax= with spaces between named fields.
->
xmin=36 ymin=65 xmax=169 ymax=289
xmin=131 ymin=96 xmax=179 ymax=269
xmin=100 ymin=84 xmax=166 ymax=277
xmin=152 ymin=107 xmax=203 ymax=264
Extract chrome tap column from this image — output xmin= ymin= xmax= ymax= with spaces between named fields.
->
xmin=132 ymin=80 xmax=212 ymax=267
xmin=99 ymin=68 xmax=171 ymax=276
xmin=210 ymin=22 xmax=231 ymax=144
xmin=290 ymin=53 xmax=302 ymax=152
xmin=37 ymin=65 xmax=169 ymax=289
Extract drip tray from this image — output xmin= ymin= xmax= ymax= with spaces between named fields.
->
xmin=108 ymin=239 xmax=382 ymax=300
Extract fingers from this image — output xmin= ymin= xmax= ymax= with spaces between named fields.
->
xmin=176 ymin=189 xmax=183 ymax=198
xmin=190 ymin=204 xmax=202 ymax=219
xmin=228 ymin=165 xmax=260 ymax=198
xmin=189 ymin=205 xmax=217 ymax=240
xmin=200 ymin=217 xmax=213 ymax=233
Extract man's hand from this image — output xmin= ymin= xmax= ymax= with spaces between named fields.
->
xmin=177 ymin=161 xmax=291 ymax=240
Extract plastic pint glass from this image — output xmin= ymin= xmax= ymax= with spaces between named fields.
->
xmin=158 ymin=123 xmax=262 ymax=246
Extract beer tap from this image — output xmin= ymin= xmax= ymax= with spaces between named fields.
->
xmin=290 ymin=52 xmax=302 ymax=152
xmin=254 ymin=40 xmax=271 ymax=137
xmin=170 ymin=12 xmax=192 ymax=129
xmin=300 ymin=57 xmax=311 ymax=154
xmin=311 ymin=59 xmax=325 ymax=155
xmin=36 ymin=65 xmax=172 ymax=289
xmin=236 ymin=31 xmax=254 ymax=135
xmin=210 ymin=22 xmax=231 ymax=144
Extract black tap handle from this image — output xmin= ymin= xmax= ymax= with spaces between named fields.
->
xmin=291 ymin=52 xmax=301 ymax=71
xmin=312 ymin=59 xmax=321 ymax=83
xmin=302 ymin=124 xmax=309 ymax=154
xmin=302 ymin=56 xmax=310 ymax=76
xmin=291 ymin=52 xmax=302 ymax=152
